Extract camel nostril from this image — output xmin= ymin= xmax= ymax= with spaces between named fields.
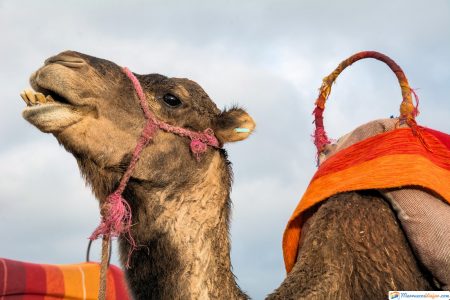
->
xmin=45 ymin=51 xmax=86 ymax=68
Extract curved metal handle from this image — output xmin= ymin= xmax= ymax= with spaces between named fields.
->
xmin=313 ymin=51 xmax=419 ymax=154
xmin=86 ymin=239 xmax=112 ymax=266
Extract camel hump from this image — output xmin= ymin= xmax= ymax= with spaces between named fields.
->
xmin=269 ymin=191 xmax=435 ymax=300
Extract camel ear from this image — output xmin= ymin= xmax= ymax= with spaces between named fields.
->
xmin=214 ymin=107 xmax=255 ymax=144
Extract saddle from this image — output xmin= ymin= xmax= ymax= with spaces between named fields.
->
xmin=282 ymin=51 xmax=450 ymax=290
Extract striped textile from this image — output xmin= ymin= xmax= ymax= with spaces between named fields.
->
xmin=0 ymin=258 xmax=131 ymax=299
xmin=282 ymin=126 xmax=450 ymax=273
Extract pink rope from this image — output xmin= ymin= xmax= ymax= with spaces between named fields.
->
xmin=90 ymin=67 xmax=221 ymax=267
xmin=410 ymin=87 xmax=420 ymax=117
xmin=312 ymin=106 xmax=331 ymax=154
xmin=122 ymin=67 xmax=220 ymax=150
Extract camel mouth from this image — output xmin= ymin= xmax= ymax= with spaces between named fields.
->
xmin=20 ymin=86 xmax=90 ymax=133
xmin=20 ymin=86 xmax=72 ymax=110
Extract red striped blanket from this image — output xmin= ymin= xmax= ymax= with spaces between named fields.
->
xmin=0 ymin=258 xmax=131 ymax=299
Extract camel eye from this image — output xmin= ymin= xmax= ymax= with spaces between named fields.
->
xmin=162 ymin=93 xmax=182 ymax=108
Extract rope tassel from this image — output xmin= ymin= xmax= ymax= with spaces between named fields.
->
xmin=89 ymin=192 xmax=133 ymax=240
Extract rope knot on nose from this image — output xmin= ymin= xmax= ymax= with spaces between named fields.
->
xmin=142 ymin=119 xmax=158 ymax=140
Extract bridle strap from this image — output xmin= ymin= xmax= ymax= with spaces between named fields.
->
xmin=93 ymin=67 xmax=221 ymax=298
xmin=122 ymin=67 xmax=220 ymax=151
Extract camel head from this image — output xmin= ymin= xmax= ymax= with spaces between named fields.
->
xmin=21 ymin=51 xmax=255 ymax=200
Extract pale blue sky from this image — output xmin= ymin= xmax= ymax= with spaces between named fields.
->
xmin=0 ymin=0 xmax=449 ymax=298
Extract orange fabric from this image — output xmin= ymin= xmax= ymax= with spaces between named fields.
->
xmin=282 ymin=128 xmax=450 ymax=273
xmin=44 ymin=264 xmax=64 ymax=299
xmin=61 ymin=264 xmax=84 ymax=298
xmin=84 ymin=264 xmax=100 ymax=299
xmin=107 ymin=267 xmax=117 ymax=299
xmin=314 ymin=128 xmax=450 ymax=180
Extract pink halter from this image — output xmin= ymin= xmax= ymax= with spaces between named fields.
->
xmin=90 ymin=67 xmax=220 ymax=266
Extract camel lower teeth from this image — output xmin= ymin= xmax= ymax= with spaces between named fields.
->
xmin=45 ymin=94 xmax=55 ymax=102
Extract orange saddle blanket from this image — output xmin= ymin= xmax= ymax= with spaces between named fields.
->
xmin=282 ymin=126 xmax=450 ymax=273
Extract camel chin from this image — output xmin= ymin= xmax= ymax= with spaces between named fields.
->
xmin=22 ymin=103 xmax=85 ymax=133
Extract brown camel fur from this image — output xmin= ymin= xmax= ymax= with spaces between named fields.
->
xmin=21 ymin=51 xmax=435 ymax=299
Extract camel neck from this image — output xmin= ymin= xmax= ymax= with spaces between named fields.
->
xmin=118 ymin=153 xmax=248 ymax=300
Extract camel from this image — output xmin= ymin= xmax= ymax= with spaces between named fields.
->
xmin=21 ymin=51 xmax=435 ymax=299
